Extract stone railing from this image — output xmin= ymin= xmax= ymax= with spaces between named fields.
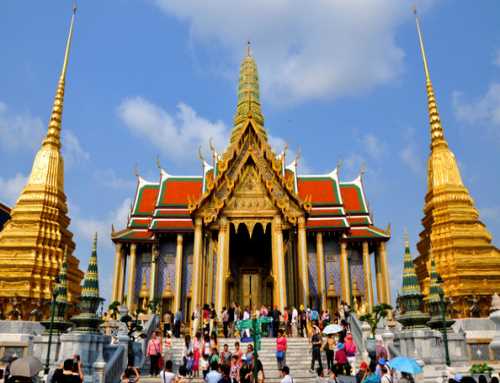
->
xmin=104 ymin=343 xmax=126 ymax=383
xmin=348 ymin=314 xmax=365 ymax=353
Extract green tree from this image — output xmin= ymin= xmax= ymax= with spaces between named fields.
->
xmin=108 ymin=300 xmax=121 ymax=319
xmin=359 ymin=303 xmax=392 ymax=337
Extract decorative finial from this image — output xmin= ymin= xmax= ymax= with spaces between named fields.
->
xmin=42 ymin=3 xmax=77 ymax=149
xmin=247 ymin=40 xmax=251 ymax=57
xmin=336 ymin=159 xmax=343 ymax=171
xmin=133 ymin=163 xmax=139 ymax=178
xmin=156 ymin=155 xmax=162 ymax=170
xmin=93 ymin=232 xmax=97 ymax=252
xmin=360 ymin=162 xmax=367 ymax=177
xmin=404 ymin=227 xmax=409 ymax=249
xmin=295 ymin=147 xmax=302 ymax=164
xmin=386 ymin=222 xmax=391 ymax=236
xmin=111 ymin=223 xmax=115 ymax=234
xmin=198 ymin=146 xmax=206 ymax=164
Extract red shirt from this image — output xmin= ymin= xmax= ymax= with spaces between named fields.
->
xmin=276 ymin=336 xmax=287 ymax=352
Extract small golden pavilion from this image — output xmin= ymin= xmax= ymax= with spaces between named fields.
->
xmin=111 ymin=51 xmax=392 ymax=325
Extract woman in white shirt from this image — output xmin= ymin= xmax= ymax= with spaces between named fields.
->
xmin=159 ymin=360 xmax=176 ymax=383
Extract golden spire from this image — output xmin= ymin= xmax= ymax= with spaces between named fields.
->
xmin=413 ymin=7 xmax=447 ymax=150
xmin=231 ymin=42 xmax=266 ymax=143
xmin=43 ymin=4 xmax=77 ymax=149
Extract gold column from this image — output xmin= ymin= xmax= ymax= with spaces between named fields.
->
xmin=379 ymin=241 xmax=391 ymax=304
xmin=297 ymin=216 xmax=310 ymax=307
xmin=173 ymin=234 xmax=183 ymax=313
xmin=272 ymin=216 xmax=287 ymax=311
xmin=112 ymin=242 xmax=122 ymax=302
xmin=149 ymin=242 xmax=158 ymax=303
xmin=362 ymin=241 xmax=374 ymax=312
xmin=339 ymin=241 xmax=350 ymax=304
xmin=375 ymin=248 xmax=383 ymax=303
xmin=127 ymin=243 xmax=137 ymax=312
xmin=206 ymin=235 xmax=214 ymax=304
xmin=191 ymin=217 xmax=203 ymax=332
xmin=215 ymin=218 xmax=229 ymax=314
xmin=117 ymin=249 xmax=126 ymax=304
xmin=315 ymin=232 xmax=327 ymax=310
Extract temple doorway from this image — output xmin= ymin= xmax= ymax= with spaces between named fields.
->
xmin=228 ymin=223 xmax=273 ymax=310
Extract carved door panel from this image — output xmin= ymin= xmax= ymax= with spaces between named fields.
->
xmin=240 ymin=271 xmax=261 ymax=310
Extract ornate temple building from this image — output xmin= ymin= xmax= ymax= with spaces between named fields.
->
xmin=111 ymin=50 xmax=392 ymax=327
xmin=0 ymin=202 xmax=10 ymax=232
xmin=0 ymin=8 xmax=83 ymax=318
xmin=413 ymin=12 xmax=500 ymax=317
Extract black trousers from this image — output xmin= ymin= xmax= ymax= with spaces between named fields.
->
xmin=223 ymin=321 xmax=229 ymax=338
xmin=311 ymin=347 xmax=323 ymax=370
xmin=149 ymin=354 xmax=160 ymax=376
xmin=325 ymin=350 xmax=334 ymax=371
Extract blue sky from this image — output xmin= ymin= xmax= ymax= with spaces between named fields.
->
xmin=1 ymin=1 xmax=500 ymax=303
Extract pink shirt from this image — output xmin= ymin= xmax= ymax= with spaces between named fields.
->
xmin=147 ymin=338 xmax=161 ymax=356
xmin=276 ymin=336 xmax=287 ymax=352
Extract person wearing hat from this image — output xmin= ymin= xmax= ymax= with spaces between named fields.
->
xmin=356 ymin=361 xmax=368 ymax=383
xmin=334 ymin=341 xmax=349 ymax=376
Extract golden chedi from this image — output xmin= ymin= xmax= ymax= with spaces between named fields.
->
xmin=412 ymin=10 xmax=500 ymax=318
xmin=0 ymin=7 xmax=83 ymax=319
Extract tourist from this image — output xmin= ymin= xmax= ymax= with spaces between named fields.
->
xmin=291 ymin=307 xmax=298 ymax=337
xmin=159 ymin=360 xmax=176 ymax=383
xmin=233 ymin=342 xmax=243 ymax=364
xmin=230 ymin=354 xmax=241 ymax=383
xmin=342 ymin=301 xmax=351 ymax=321
xmin=222 ymin=307 xmax=230 ymax=338
xmin=280 ymin=366 xmax=293 ymax=383
xmin=163 ymin=332 xmax=173 ymax=362
xmin=324 ymin=334 xmax=335 ymax=373
xmin=306 ymin=309 xmax=313 ymax=336
xmin=183 ymin=334 xmax=193 ymax=360
xmin=202 ymin=334 xmax=212 ymax=356
xmin=311 ymin=307 xmax=319 ymax=326
xmin=399 ymin=372 xmax=414 ymax=383
xmin=242 ymin=307 xmax=251 ymax=339
xmin=338 ymin=320 xmax=348 ymax=343
xmin=355 ymin=361 xmax=368 ymax=383
xmin=328 ymin=370 xmax=340 ymax=383
xmin=120 ymin=362 xmax=140 ymax=383
xmin=334 ymin=341 xmax=349 ymax=376
xmin=315 ymin=367 xmax=327 ymax=383
xmin=272 ymin=306 xmax=281 ymax=337
xmin=375 ymin=336 xmax=388 ymax=362
xmin=205 ymin=361 xmax=222 ymax=383
xmin=255 ymin=357 xmax=265 ymax=383
xmin=52 ymin=359 xmax=83 ymax=383
xmin=221 ymin=343 xmax=233 ymax=367
xmin=219 ymin=364 xmax=232 ymax=383
xmin=209 ymin=347 xmax=220 ymax=366
xmin=283 ymin=307 xmax=289 ymax=335
xmin=245 ymin=344 xmax=255 ymax=366
xmin=491 ymin=377 xmax=499 ymax=383
xmin=310 ymin=325 xmax=323 ymax=372
xmin=345 ymin=334 xmax=357 ymax=373
xmin=299 ymin=305 xmax=307 ymax=337
xmin=163 ymin=310 xmax=172 ymax=337
xmin=210 ymin=332 xmax=219 ymax=351
xmin=173 ymin=309 xmax=182 ymax=338
xmin=380 ymin=366 xmax=392 ymax=383
xmin=200 ymin=354 xmax=210 ymax=380
xmin=229 ymin=303 xmax=236 ymax=337
xmin=239 ymin=357 xmax=252 ymax=383
xmin=185 ymin=351 xmax=194 ymax=377
xmin=276 ymin=328 xmax=287 ymax=370
xmin=193 ymin=332 xmax=202 ymax=378
xmin=146 ymin=331 xmax=162 ymax=377
xmin=361 ymin=364 xmax=379 ymax=383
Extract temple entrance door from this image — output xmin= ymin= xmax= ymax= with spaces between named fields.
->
xmin=229 ymin=223 xmax=272 ymax=311
xmin=240 ymin=271 xmax=261 ymax=309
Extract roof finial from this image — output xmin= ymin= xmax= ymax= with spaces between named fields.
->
xmin=413 ymin=6 xmax=447 ymax=149
xmin=156 ymin=155 xmax=162 ymax=170
xmin=92 ymin=232 xmax=97 ymax=252
xmin=247 ymin=40 xmax=252 ymax=57
xmin=42 ymin=3 xmax=77 ymax=149
xmin=404 ymin=227 xmax=410 ymax=250
xmin=133 ymin=163 xmax=139 ymax=178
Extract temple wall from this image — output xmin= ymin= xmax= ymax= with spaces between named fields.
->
xmin=348 ymin=246 xmax=364 ymax=295
xmin=158 ymin=237 xmax=177 ymax=297
xmin=324 ymin=238 xmax=341 ymax=297
xmin=307 ymin=235 xmax=319 ymax=308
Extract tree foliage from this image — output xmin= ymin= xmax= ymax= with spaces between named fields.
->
xmin=359 ymin=303 xmax=392 ymax=337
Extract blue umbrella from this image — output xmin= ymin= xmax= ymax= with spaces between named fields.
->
xmin=389 ymin=356 xmax=423 ymax=375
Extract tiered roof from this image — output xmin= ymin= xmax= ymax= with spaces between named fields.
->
xmin=113 ymin=162 xmax=388 ymax=242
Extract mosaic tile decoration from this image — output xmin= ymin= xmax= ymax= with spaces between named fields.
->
xmin=181 ymin=238 xmax=194 ymax=311
xmin=158 ymin=240 xmax=177 ymax=297
xmin=348 ymin=248 xmax=365 ymax=296
xmin=134 ymin=250 xmax=151 ymax=299
xmin=324 ymin=239 xmax=341 ymax=296
xmin=307 ymin=238 xmax=319 ymax=301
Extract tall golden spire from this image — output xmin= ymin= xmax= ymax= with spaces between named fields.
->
xmin=413 ymin=8 xmax=500 ymax=318
xmin=0 ymin=5 xmax=83 ymax=319
xmin=231 ymin=42 xmax=266 ymax=144
xmin=43 ymin=4 xmax=77 ymax=149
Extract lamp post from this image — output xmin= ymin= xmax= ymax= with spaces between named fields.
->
xmin=437 ymin=275 xmax=450 ymax=366
xmin=44 ymin=276 xmax=60 ymax=375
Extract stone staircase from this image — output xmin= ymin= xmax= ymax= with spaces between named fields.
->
xmin=147 ymin=337 xmax=320 ymax=382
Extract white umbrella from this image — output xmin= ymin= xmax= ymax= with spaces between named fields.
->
xmin=322 ymin=324 xmax=343 ymax=335
xmin=9 ymin=356 xmax=43 ymax=377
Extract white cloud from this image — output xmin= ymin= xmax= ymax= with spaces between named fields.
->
xmin=118 ymin=97 xmax=228 ymax=162
xmin=400 ymin=144 xmax=424 ymax=174
xmin=361 ymin=134 xmax=385 ymax=160
xmin=62 ymin=130 xmax=90 ymax=167
xmin=71 ymin=198 xmax=131 ymax=250
xmin=0 ymin=173 xmax=28 ymax=205
xmin=118 ymin=97 xmax=299 ymax=166
xmin=0 ymin=102 xmax=44 ymax=151
xmin=479 ymin=206 xmax=500 ymax=223
xmin=452 ymin=84 xmax=500 ymax=129
xmin=152 ymin=0 xmax=425 ymax=104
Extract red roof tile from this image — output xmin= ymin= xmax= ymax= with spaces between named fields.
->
xmin=340 ymin=183 xmax=367 ymax=214
xmin=158 ymin=177 xmax=202 ymax=207
xmin=298 ymin=177 xmax=340 ymax=206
